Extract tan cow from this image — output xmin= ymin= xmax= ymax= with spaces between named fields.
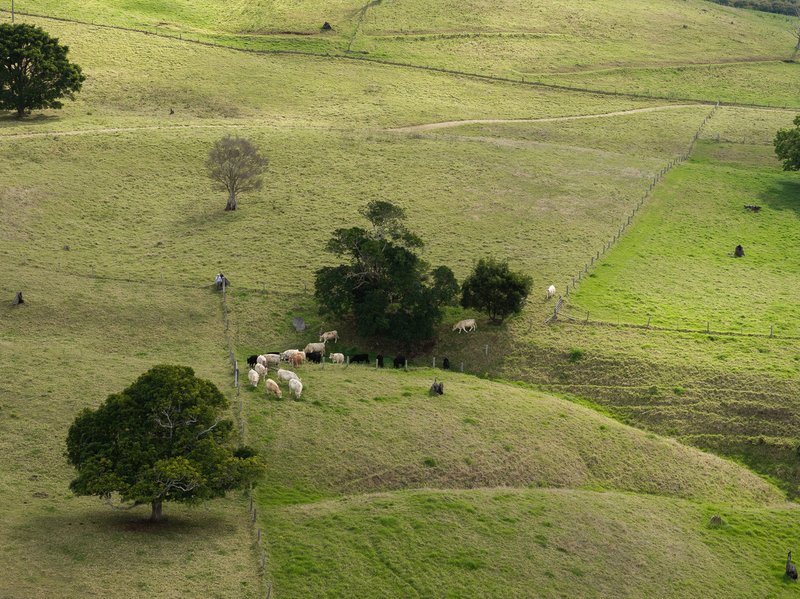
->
xmin=453 ymin=318 xmax=477 ymax=333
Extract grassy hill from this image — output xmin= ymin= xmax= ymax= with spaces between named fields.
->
xmin=3 ymin=2 xmax=800 ymax=598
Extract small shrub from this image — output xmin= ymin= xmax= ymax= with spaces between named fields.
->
xmin=568 ymin=348 xmax=584 ymax=362
xmin=422 ymin=457 xmax=437 ymax=467
xmin=673 ymin=386 xmax=685 ymax=396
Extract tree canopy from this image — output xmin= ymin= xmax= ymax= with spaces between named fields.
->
xmin=206 ymin=135 xmax=268 ymax=211
xmin=460 ymin=257 xmax=532 ymax=323
xmin=775 ymin=115 xmax=800 ymax=171
xmin=66 ymin=365 xmax=265 ymax=521
xmin=314 ymin=200 xmax=458 ymax=345
xmin=0 ymin=23 xmax=85 ymax=118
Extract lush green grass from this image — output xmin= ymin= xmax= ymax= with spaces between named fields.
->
xmin=246 ymin=367 xmax=781 ymax=505
xmin=264 ymin=487 xmax=800 ymax=598
xmin=569 ymin=141 xmax=800 ymax=336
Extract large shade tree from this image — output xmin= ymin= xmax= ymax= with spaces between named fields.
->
xmin=775 ymin=115 xmax=800 ymax=171
xmin=0 ymin=23 xmax=85 ymax=118
xmin=314 ymin=200 xmax=458 ymax=345
xmin=66 ymin=365 xmax=265 ymax=521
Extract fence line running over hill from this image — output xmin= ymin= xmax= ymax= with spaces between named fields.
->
xmin=220 ymin=282 xmax=274 ymax=599
xmin=1 ymin=9 xmax=797 ymax=112
xmin=547 ymin=102 xmax=719 ymax=324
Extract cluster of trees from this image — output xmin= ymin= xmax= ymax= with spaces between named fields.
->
xmin=706 ymin=0 xmax=799 ymax=16
xmin=775 ymin=115 xmax=800 ymax=170
xmin=314 ymin=200 xmax=532 ymax=345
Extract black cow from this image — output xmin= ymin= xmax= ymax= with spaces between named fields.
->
xmin=247 ymin=355 xmax=259 ymax=367
xmin=350 ymin=353 xmax=369 ymax=364
xmin=393 ymin=355 xmax=406 ymax=369
xmin=376 ymin=354 xmax=385 ymax=368
xmin=306 ymin=351 xmax=322 ymax=364
xmin=734 ymin=244 xmax=744 ymax=258
xmin=442 ymin=357 xmax=450 ymax=370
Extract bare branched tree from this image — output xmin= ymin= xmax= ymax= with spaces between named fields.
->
xmin=206 ymin=135 xmax=268 ymax=211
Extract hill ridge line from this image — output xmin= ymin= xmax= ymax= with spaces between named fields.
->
xmin=3 ymin=9 xmax=798 ymax=111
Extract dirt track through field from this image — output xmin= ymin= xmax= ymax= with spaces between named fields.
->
xmin=0 ymin=123 xmax=232 ymax=141
xmin=388 ymin=104 xmax=702 ymax=132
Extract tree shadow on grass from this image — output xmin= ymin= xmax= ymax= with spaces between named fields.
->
xmin=0 ymin=112 xmax=61 ymax=128
xmin=758 ymin=178 xmax=800 ymax=216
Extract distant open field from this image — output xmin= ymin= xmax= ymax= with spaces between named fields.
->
xmin=3 ymin=3 xmax=800 ymax=597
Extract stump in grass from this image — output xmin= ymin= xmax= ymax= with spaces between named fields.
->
xmin=12 ymin=291 xmax=24 ymax=305
xmin=709 ymin=514 xmax=724 ymax=528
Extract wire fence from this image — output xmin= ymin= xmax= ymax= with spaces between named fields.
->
xmin=220 ymin=282 xmax=274 ymax=599
xmin=549 ymin=103 xmax=719 ymax=323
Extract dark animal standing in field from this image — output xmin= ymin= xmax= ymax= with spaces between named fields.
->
xmin=744 ymin=204 xmax=761 ymax=212
xmin=787 ymin=551 xmax=798 ymax=580
xmin=376 ymin=354 xmax=384 ymax=368
xmin=429 ymin=378 xmax=444 ymax=395
xmin=734 ymin=245 xmax=745 ymax=258
xmin=350 ymin=353 xmax=369 ymax=364
xmin=247 ymin=355 xmax=259 ymax=368
xmin=394 ymin=355 xmax=406 ymax=369
xmin=442 ymin=357 xmax=450 ymax=370
xmin=306 ymin=351 xmax=322 ymax=364
xmin=321 ymin=21 xmax=333 ymax=31
xmin=169 ymin=107 xmax=174 ymax=115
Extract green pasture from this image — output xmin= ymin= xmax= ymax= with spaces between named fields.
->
xmin=534 ymin=61 xmax=800 ymax=108
xmin=568 ymin=141 xmax=800 ymax=336
xmin=11 ymin=0 xmax=795 ymax=79
xmin=265 ymin=488 xmax=800 ymax=598
xmin=0 ymin=265 xmax=261 ymax=598
xmin=3 ymin=5 xmax=800 ymax=598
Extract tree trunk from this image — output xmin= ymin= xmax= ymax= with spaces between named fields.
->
xmin=15 ymin=106 xmax=26 ymax=119
xmin=150 ymin=499 xmax=163 ymax=522
xmin=225 ymin=190 xmax=237 ymax=211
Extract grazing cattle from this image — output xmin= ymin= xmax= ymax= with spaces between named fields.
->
xmin=376 ymin=354 xmax=384 ymax=368
xmin=264 ymin=378 xmax=282 ymax=399
xmin=546 ymin=285 xmax=556 ymax=300
xmin=744 ymin=204 xmax=762 ymax=213
xmin=393 ymin=355 xmax=406 ymax=369
xmin=247 ymin=355 xmax=259 ymax=368
xmin=288 ymin=378 xmax=303 ymax=399
xmin=306 ymin=351 xmax=322 ymax=364
xmin=254 ymin=363 xmax=267 ymax=376
xmin=734 ymin=244 xmax=744 ymax=258
xmin=247 ymin=369 xmax=260 ymax=387
xmin=350 ymin=353 xmax=369 ymax=364
xmin=290 ymin=352 xmax=306 ymax=367
xmin=329 ymin=352 xmax=345 ymax=364
xmin=442 ymin=357 xmax=450 ymax=370
xmin=281 ymin=349 xmax=301 ymax=361
xmin=453 ymin=318 xmax=477 ymax=333
xmin=787 ymin=551 xmax=798 ymax=580
xmin=277 ymin=368 xmax=299 ymax=382
xmin=256 ymin=355 xmax=268 ymax=367
xmin=264 ymin=353 xmax=281 ymax=366
xmin=304 ymin=342 xmax=326 ymax=354
xmin=319 ymin=330 xmax=339 ymax=343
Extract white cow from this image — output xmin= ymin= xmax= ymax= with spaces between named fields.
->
xmin=329 ymin=352 xmax=345 ymax=364
xmin=546 ymin=285 xmax=556 ymax=300
xmin=277 ymin=368 xmax=299 ymax=382
xmin=288 ymin=378 xmax=303 ymax=399
xmin=319 ymin=330 xmax=339 ymax=343
xmin=254 ymin=363 xmax=267 ymax=376
xmin=453 ymin=318 xmax=477 ymax=333
xmin=281 ymin=349 xmax=301 ymax=361
xmin=304 ymin=342 xmax=326 ymax=354
xmin=264 ymin=353 xmax=281 ymax=366
xmin=247 ymin=369 xmax=260 ymax=387
xmin=256 ymin=355 xmax=268 ymax=367
xmin=264 ymin=378 xmax=282 ymax=399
